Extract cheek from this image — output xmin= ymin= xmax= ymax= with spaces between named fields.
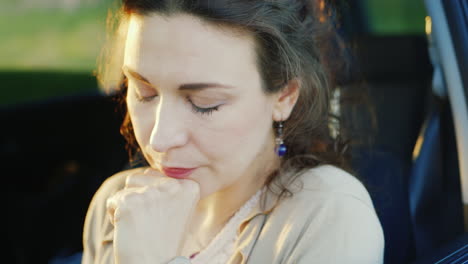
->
xmin=126 ymin=97 xmax=155 ymax=147
xmin=197 ymin=97 xmax=274 ymax=163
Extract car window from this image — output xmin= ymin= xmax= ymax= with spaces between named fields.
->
xmin=363 ymin=0 xmax=426 ymax=35
xmin=0 ymin=0 xmax=113 ymax=106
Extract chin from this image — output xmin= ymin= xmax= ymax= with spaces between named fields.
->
xmin=197 ymin=182 xmax=217 ymax=200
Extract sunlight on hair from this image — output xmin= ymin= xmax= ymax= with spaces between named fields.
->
xmin=96 ymin=9 xmax=130 ymax=95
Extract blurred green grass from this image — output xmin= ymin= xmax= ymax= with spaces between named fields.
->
xmin=0 ymin=1 xmax=116 ymax=105
xmin=0 ymin=0 xmax=426 ymax=72
xmin=0 ymin=4 xmax=111 ymax=71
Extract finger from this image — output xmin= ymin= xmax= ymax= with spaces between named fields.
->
xmin=106 ymin=195 xmax=118 ymax=226
xmin=125 ymin=167 xmax=169 ymax=188
xmin=142 ymin=167 xmax=164 ymax=177
xmin=125 ymin=173 xmax=159 ymax=188
xmin=157 ymin=178 xmax=180 ymax=193
xmin=141 ymin=168 xmax=182 ymax=192
xmin=106 ymin=188 xmax=136 ymax=225
xmin=125 ymin=173 xmax=179 ymax=194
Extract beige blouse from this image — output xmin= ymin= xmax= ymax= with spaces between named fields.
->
xmin=82 ymin=165 xmax=385 ymax=264
xmin=188 ymin=187 xmax=263 ymax=263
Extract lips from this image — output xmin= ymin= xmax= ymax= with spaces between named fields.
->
xmin=162 ymin=167 xmax=196 ymax=179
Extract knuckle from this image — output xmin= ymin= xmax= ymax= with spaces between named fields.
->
xmin=123 ymin=191 xmax=142 ymax=205
xmin=125 ymin=174 xmax=153 ymax=188
xmin=145 ymin=186 xmax=161 ymax=200
xmin=157 ymin=178 xmax=180 ymax=192
xmin=124 ymin=175 xmax=135 ymax=187
xmin=106 ymin=196 xmax=115 ymax=210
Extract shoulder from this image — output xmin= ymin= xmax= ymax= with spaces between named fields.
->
xmin=271 ymin=164 xmax=375 ymax=213
xmin=296 ymin=164 xmax=373 ymax=208
xmin=278 ymin=165 xmax=380 ymax=229
xmin=266 ymin=165 xmax=384 ymax=262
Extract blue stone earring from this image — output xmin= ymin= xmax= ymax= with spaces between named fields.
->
xmin=275 ymin=121 xmax=287 ymax=157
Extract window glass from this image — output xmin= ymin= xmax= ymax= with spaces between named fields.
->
xmin=0 ymin=0 xmax=114 ymax=105
xmin=364 ymin=0 xmax=427 ymax=35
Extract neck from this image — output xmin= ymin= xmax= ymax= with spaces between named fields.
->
xmin=188 ymin=156 xmax=280 ymax=248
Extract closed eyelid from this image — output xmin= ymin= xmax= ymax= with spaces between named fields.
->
xmin=127 ymin=78 xmax=157 ymax=92
xmin=127 ymin=77 xmax=157 ymax=91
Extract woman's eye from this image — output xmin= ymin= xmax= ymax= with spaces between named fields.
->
xmin=187 ymin=97 xmax=221 ymax=116
xmin=133 ymin=86 xmax=158 ymax=102
xmin=136 ymin=93 xmax=158 ymax=102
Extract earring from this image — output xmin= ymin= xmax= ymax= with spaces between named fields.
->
xmin=275 ymin=121 xmax=287 ymax=157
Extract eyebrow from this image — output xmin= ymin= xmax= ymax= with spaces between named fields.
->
xmin=122 ymin=66 xmax=235 ymax=91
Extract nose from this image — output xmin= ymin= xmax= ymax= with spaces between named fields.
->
xmin=149 ymin=98 xmax=189 ymax=153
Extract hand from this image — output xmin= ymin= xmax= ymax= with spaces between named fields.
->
xmin=106 ymin=168 xmax=200 ymax=264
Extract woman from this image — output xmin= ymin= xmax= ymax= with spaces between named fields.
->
xmin=82 ymin=0 xmax=384 ymax=263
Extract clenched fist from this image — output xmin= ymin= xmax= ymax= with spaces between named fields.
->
xmin=106 ymin=168 xmax=200 ymax=264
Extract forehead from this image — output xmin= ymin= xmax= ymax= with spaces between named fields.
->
xmin=124 ymin=13 xmax=260 ymax=87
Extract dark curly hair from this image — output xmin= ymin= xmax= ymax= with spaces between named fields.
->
xmin=97 ymin=0 xmax=357 ymax=200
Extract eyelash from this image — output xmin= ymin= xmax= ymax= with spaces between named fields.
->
xmin=136 ymin=94 xmax=157 ymax=103
xmin=187 ymin=97 xmax=220 ymax=116
xmin=135 ymin=93 xmax=220 ymax=116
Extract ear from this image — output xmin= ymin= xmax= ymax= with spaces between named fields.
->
xmin=272 ymin=78 xmax=300 ymax=121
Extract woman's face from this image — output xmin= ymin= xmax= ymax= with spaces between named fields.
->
xmin=123 ymin=13 xmax=280 ymax=198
